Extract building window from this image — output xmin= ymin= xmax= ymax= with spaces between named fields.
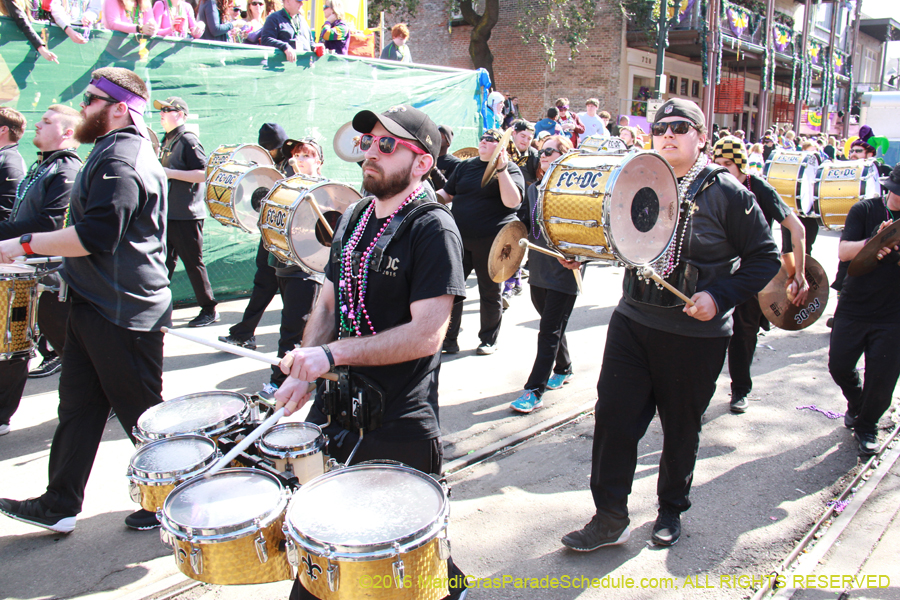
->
xmin=692 ymin=80 xmax=700 ymax=97
xmin=753 ymin=93 xmax=759 ymax=107
xmin=744 ymin=92 xmax=751 ymax=107
xmin=680 ymin=78 xmax=688 ymax=96
xmin=669 ymin=76 xmax=678 ymax=94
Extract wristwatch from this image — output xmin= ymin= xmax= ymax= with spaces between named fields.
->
xmin=19 ymin=234 xmax=34 ymax=255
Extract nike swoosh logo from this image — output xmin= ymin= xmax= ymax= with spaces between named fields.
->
xmin=745 ymin=207 xmax=752 ymax=215
xmin=5 ymin=177 xmax=16 ymax=182
xmin=64 ymin=179 xmax=74 ymax=184
xmin=102 ymin=173 xmax=121 ymax=180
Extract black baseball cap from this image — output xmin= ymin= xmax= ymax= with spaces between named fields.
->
xmin=283 ymin=137 xmax=324 ymax=163
xmin=352 ymin=105 xmax=440 ymax=162
xmin=153 ymin=96 xmax=188 ymax=113
xmin=438 ymin=124 xmax=454 ymax=145
xmin=654 ymin=98 xmax=705 ymax=126
xmin=882 ymin=162 xmax=900 ymax=195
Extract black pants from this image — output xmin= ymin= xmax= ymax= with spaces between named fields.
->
xmin=591 ymin=311 xmax=729 ymax=523
xmin=270 ymin=276 xmax=320 ymax=386
xmin=727 ymin=296 xmax=767 ymax=397
xmin=446 ymin=235 xmax=502 ymax=346
xmin=39 ymin=298 xmax=164 ymax=515
xmin=166 ymin=219 xmax=216 ymax=310
xmin=229 ymin=240 xmax=279 ymax=340
xmin=828 ymin=316 xmax=900 ymax=436
xmin=0 ymin=291 xmax=69 ymax=426
xmin=524 ymin=286 xmax=576 ymax=397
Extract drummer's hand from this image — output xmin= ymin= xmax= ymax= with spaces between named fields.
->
xmin=496 ymin=147 xmax=510 ymax=173
xmin=683 ymin=291 xmax=717 ymax=321
xmin=873 ymin=221 xmax=899 ymax=260
xmin=284 ymin=47 xmax=297 ymax=63
xmin=790 ymin=275 xmax=809 ymax=307
xmin=281 ymin=346 xmax=330 ymax=381
xmin=0 ymin=239 xmax=24 ymax=264
xmin=557 ymin=257 xmax=580 ymax=271
xmin=274 ymin=377 xmax=312 ymax=417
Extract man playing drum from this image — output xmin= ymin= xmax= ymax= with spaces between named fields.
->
xmin=0 ymin=104 xmax=83 ymax=437
xmin=561 ymin=99 xmax=780 ymax=551
xmin=274 ymin=104 xmax=468 ymax=599
xmin=0 ymin=67 xmax=170 ymax=533
xmin=712 ymin=136 xmax=808 ymax=413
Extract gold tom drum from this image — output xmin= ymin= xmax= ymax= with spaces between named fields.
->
xmin=206 ymin=143 xmax=274 ymax=179
xmin=763 ymin=150 xmax=818 ymax=216
xmin=133 ymin=391 xmax=250 ymax=444
xmin=0 ymin=263 xmax=39 ymax=360
xmin=126 ymin=434 xmax=218 ymax=513
xmin=538 ymin=150 xmax=679 ymax=264
xmin=258 ymin=174 xmax=361 ymax=272
xmin=814 ymin=159 xmax=882 ymax=231
xmin=257 ymin=422 xmax=326 ymax=483
xmin=284 ymin=463 xmax=450 ymax=600
xmin=159 ymin=468 xmax=293 ymax=584
xmin=206 ymin=163 xmax=283 ymax=233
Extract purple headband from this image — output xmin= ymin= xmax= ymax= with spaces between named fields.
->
xmin=91 ymin=77 xmax=149 ymax=138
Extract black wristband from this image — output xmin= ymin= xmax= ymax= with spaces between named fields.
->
xmin=496 ymin=163 xmax=508 ymax=173
xmin=320 ymin=344 xmax=335 ymax=370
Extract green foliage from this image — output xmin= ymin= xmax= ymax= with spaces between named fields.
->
xmin=514 ymin=0 xmax=598 ymax=69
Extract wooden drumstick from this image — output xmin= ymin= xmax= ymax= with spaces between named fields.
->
xmin=638 ymin=267 xmax=695 ymax=307
xmin=517 ymin=239 xmax=583 ymax=294
xmin=307 ymin=198 xmax=334 ymax=238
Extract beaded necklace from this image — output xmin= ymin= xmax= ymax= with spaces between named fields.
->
xmin=337 ymin=185 xmax=426 ymax=338
xmin=12 ymin=156 xmax=54 ymax=220
xmin=650 ymin=152 xmax=710 ymax=279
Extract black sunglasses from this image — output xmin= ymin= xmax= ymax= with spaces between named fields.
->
xmin=82 ymin=92 xmax=117 ymax=106
xmin=159 ymin=107 xmax=181 ymax=113
xmin=651 ymin=120 xmax=697 ymax=136
xmin=539 ymin=147 xmax=563 ymax=157
xmin=480 ymin=134 xmax=500 ymax=143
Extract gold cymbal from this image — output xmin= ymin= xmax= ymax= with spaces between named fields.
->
xmin=481 ymin=128 xmax=514 ymax=188
xmin=759 ymin=255 xmax=829 ymax=330
xmin=452 ymin=147 xmax=479 ymax=160
xmin=488 ymin=221 xmax=527 ymax=283
xmin=847 ymin=220 xmax=900 ymax=277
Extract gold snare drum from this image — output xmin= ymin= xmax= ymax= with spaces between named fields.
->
xmin=206 ymin=143 xmax=274 ymax=179
xmin=0 ymin=263 xmax=39 ymax=360
xmin=538 ymin=150 xmax=679 ymax=264
xmin=257 ymin=422 xmax=326 ymax=483
xmin=814 ymin=159 xmax=882 ymax=231
xmin=258 ymin=174 xmax=361 ymax=272
xmin=127 ymin=434 xmax=218 ymax=512
xmin=762 ymin=150 xmax=818 ymax=215
xmin=284 ymin=463 xmax=450 ymax=600
xmin=206 ymin=163 xmax=283 ymax=233
xmin=160 ymin=468 xmax=293 ymax=585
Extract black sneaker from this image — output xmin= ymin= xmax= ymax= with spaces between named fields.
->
xmin=730 ymin=393 xmax=749 ymax=414
xmin=854 ymin=431 xmax=879 ymax=457
xmin=844 ymin=411 xmax=858 ymax=429
xmin=0 ymin=497 xmax=76 ymax=533
xmin=28 ymin=355 xmax=62 ymax=378
xmin=125 ymin=508 xmax=160 ymax=530
xmin=188 ymin=309 xmax=220 ymax=328
xmin=651 ymin=506 xmax=681 ymax=546
xmin=442 ymin=339 xmax=459 ymax=355
xmin=561 ymin=514 xmax=630 ymax=551
xmin=218 ymin=334 xmax=257 ymax=351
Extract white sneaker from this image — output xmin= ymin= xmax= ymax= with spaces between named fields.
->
xmin=0 ymin=424 xmax=9 ymax=436
xmin=259 ymin=383 xmax=278 ymax=401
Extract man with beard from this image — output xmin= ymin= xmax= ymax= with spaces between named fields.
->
xmin=0 ymin=104 xmax=83 ymax=437
xmin=0 ymin=67 xmax=169 ymax=533
xmin=274 ymin=105 xmax=467 ymax=600
xmin=0 ymin=107 xmax=27 ymax=223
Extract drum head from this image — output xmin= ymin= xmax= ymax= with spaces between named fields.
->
xmin=164 ymin=469 xmax=283 ymax=531
xmin=0 ymin=263 xmax=36 ymax=276
xmin=289 ymin=183 xmax=361 ymax=273
xmin=261 ymin=423 xmax=322 ymax=450
xmin=605 ymin=152 xmax=679 ymax=265
xmin=287 ymin=464 xmax=445 ymax=548
xmin=131 ymin=435 xmax=217 ymax=476
xmin=137 ymin=392 xmax=247 ymax=439
xmin=234 ymin=166 xmax=283 ymax=233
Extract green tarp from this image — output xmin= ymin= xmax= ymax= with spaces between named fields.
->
xmin=1 ymin=17 xmax=482 ymax=303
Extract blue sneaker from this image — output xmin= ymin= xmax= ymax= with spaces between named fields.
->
xmin=510 ymin=390 xmax=542 ymax=413
xmin=547 ymin=372 xmax=573 ymax=390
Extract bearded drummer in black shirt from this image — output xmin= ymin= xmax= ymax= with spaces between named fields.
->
xmin=561 ymin=98 xmax=780 ymax=552
xmin=436 ymin=128 xmax=525 ymax=355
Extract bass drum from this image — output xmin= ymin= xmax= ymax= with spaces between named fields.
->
xmin=206 ymin=163 xmax=283 ymax=233
xmin=763 ymin=150 xmax=818 ymax=216
xmin=538 ymin=150 xmax=679 ymax=265
xmin=258 ymin=174 xmax=361 ymax=273
xmin=813 ymin=159 xmax=882 ymax=231
xmin=206 ymin=143 xmax=274 ymax=179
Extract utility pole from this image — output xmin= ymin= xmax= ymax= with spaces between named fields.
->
xmin=654 ymin=0 xmax=671 ymax=99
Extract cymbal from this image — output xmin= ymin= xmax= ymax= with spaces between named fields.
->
xmin=452 ymin=147 xmax=479 ymax=160
xmin=847 ymin=220 xmax=900 ymax=277
xmin=488 ymin=221 xmax=527 ymax=283
xmin=333 ymin=121 xmax=366 ymax=163
xmin=481 ymin=128 xmax=514 ymax=188
xmin=759 ymin=255 xmax=829 ymax=331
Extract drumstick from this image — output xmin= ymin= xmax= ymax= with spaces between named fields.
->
xmin=161 ymin=326 xmax=338 ymax=381
xmin=517 ymin=239 xmax=583 ymax=294
xmin=638 ymin=267 xmax=695 ymax=307
xmin=205 ymin=407 xmax=285 ymax=478
xmin=306 ymin=198 xmax=334 ymax=238
xmin=13 ymin=256 xmax=64 ymax=264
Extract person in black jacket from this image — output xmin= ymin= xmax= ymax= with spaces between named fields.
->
xmin=561 ymin=99 xmax=780 ymax=552
xmin=0 ymin=104 xmax=82 ymax=436
xmin=0 ymin=107 xmax=27 ymax=223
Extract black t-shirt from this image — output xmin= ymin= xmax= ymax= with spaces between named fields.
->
xmin=522 ymin=184 xmax=582 ymax=295
xmin=435 ymin=154 xmax=461 ymax=190
xmin=313 ymin=199 xmax=466 ymax=441
xmin=748 ymin=174 xmax=791 ymax=230
xmin=444 ymin=157 xmax=524 ymax=239
xmin=159 ymin=125 xmax=207 ymax=221
xmin=834 ymin=197 xmax=900 ymax=323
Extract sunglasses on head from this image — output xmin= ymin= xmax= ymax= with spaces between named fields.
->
xmin=359 ymin=134 xmax=426 ymax=156
xmin=539 ymin=147 xmax=563 ymax=157
xmin=82 ymin=92 xmax=117 ymax=106
xmin=650 ymin=120 xmax=697 ymax=136
xmin=513 ymin=123 xmax=534 ymax=133
xmin=558 ymin=105 xmax=569 ymax=111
